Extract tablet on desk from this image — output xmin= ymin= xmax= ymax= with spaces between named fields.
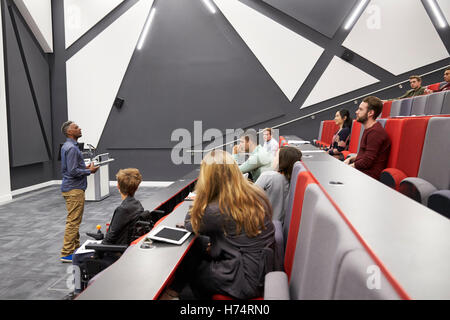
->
xmin=148 ymin=225 xmax=191 ymax=245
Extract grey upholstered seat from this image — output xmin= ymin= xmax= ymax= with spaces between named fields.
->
xmin=399 ymin=117 xmax=450 ymax=216
xmin=399 ymin=98 xmax=413 ymax=116
xmin=424 ymin=92 xmax=445 ymax=115
xmin=265 ymin=183 xmax=403 ymax=299
xmin=272 ymin=161 xmax=306 ymax=270
xmin=282 ymin=161 xmax=306 ymax=246
xmin=332 ymin=249 xmax=400 ymax=299
xmin=441 ymin=91 xmax=450 ymax=115
xmin=389 ymin=100 xmax=402 ymax=117
xmin=410 ymin=95 xmax=428 ymax=116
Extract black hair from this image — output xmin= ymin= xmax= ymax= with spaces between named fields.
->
xmin=338 ymin=109 xmax=352 ymax=129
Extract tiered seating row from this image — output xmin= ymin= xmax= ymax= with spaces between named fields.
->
xmin=385 ymin=90 xmax=449 ymax=118
xmin=379 ymin=116 xmax=450 ymax=218
xmin=312 ymin=97 xmax=449 ymax=217
xmin=264 ymin=162 xmax=408 ymax=300
xmin=313 ymin=121 xmax=340 ymax=148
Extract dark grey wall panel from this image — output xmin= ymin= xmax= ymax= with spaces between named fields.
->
xmin=261 ymin=0 xmax=359 ymax=38
xmin=12 ymin=7 xmax=52 ymax=151
xmin=97 ymin=0 xmax=287 ymax=152
xmin=3 ymin=1 xmax=49 ymax=167
xmin=105 ymin=149 xmax=198 ymax=181
xmin=9 ymin=162 xmax=53 ymax=190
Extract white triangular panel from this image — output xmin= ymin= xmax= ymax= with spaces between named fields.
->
xmin=13 ymin=0 xmax=53 ymax=52
xmin=436 ymin=0 xmax=450 ymax=26
xmin=342 ymin=0 xmax=449 ymax=76
xmin=66 ymin=0 xmax=154 ymax=147
xmin=213 ymin=0 xmax=323 ymax=101
xmin=301 ymin=56 xmax=379 ymax=109
xmin=64 ymin=0 xmax=125 ymax=48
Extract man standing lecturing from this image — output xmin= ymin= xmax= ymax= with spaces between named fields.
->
xmin=60 ymin=121 xmax=98 ymax=263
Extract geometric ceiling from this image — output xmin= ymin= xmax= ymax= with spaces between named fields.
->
xmin=343 ymin=0 xmax=449 ymax=75
xmin=262 ymin=0 xmax=359 ymax=38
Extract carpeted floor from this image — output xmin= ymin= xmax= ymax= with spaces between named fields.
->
xmin=0 ymin=185 xmax=161 ymax=300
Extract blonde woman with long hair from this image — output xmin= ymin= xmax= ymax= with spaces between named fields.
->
xmin=165 ymin=150 xmax=277 ymax=300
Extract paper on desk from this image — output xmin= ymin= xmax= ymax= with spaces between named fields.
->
xmin=288 ymin=140 xmax=310 ymax=144
xmin=75 ymin=239 xmax=102 ymax=254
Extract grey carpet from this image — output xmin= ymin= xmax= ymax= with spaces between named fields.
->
xmin=0 ymin=185 xmax=162 ymax=300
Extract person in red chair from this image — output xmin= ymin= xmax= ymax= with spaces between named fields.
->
xmin=344 ymin=96 xmax=391 ymax=180
xmin=424 ymin=66 xmax=450 ymax=93
xmin=162 ymin=150 xmax=277 ymax=300
xmin=325 ymin=109 xmax=352 ymax=161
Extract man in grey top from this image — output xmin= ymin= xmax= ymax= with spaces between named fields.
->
xmin=60 ymin=121 xmax=98 ymax=262
xmin=232 ymin=131 xmax=272 ymax=181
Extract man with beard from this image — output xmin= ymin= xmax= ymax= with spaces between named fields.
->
xmin=424 ymin=66 xmax=450 ymax=93
xmin=344 ymin=96 xmax=391 ymax=180
xmin=232 ymin=131 xmax=272 ymax=181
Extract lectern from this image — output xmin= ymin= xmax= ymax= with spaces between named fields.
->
xmin=85 ymin=153 xmax=115 ymax=201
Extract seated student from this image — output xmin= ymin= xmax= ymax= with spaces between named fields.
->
xmin=262 ymin=127 xmax=279 ymax=157
xmin=344 ymin=96 xmax=391 ymax=180
xmin=232 ymin=131 xmax=273 ymax=181
xmin=163 ymin=150 xmax=277 ymax=300
xmin=396 ymin=75 xmax=426 ymax=99
xmin=424 ymin=66 xmax=450 ymax=93
xmin=102 ymin=168 xmax=144 ymax=245
xmin=325 ymin=109 xmax=352 ymax=161
xmin=71 ymin=168 xmax=144 ymax=295
xmin=255 ymin=146 xmax=302 ymax=222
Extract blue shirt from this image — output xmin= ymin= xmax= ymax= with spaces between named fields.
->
xmin=61 ymin=138 xmax=91 ymax=192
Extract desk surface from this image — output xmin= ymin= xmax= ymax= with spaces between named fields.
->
xmin=140 ymin=169 xmax=199 ymax=212
xmin=77 ymin=201 xmax=195 ymax=300
xmin=301 ymin=150 xmax=450 ymax=299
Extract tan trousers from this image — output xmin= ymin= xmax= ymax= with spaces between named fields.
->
xmin=61 ymin=189 xmax=85 ymax=257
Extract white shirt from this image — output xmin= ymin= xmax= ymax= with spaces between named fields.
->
xmin=263 ymin=137 xmax=279 ymax=157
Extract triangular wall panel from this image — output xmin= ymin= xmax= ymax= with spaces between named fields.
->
xmin=13 ymin=0 xmax=52 ymax=52
xmin=3 ymin=5 xmax=49 ymax=166
xmin=301 ymin=56 xmax=379 ymax=109
xmin=213 ymin=0 xmax=323 ymax=101
xmin=66 ymin=0 xmax=154 ymax=147
xmin=64 ymin=0 xmax=125 ymax=48
xmin=13 ymin=8 xmax=52 ymax=147
xmin=97 ymin=0 xmax=290 ymax=150
xmin=342 ymin=0 xmax=449 ymax=75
